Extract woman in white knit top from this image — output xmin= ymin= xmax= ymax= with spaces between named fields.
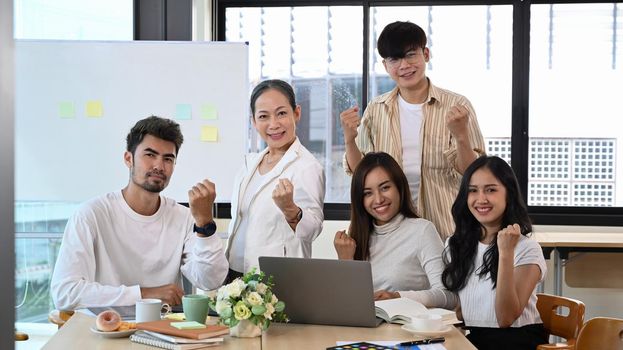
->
xmin=441 ymin=156 xmax=547 ymax=350
xmin=333 ymin=152 xmax=456 ymax=309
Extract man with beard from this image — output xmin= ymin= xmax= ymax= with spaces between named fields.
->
xmin=51 ymin=116 xmax=228 ymax=310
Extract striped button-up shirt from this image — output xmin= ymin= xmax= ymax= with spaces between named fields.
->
xmin=344 ymin=80 xmax=485 ymax=240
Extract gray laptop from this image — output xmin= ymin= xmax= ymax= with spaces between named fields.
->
xmin=258 ymin=256 xmax=382 ymax=327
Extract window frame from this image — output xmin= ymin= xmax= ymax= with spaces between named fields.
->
xmin=214 ymin=0 xmax=623 ymax=226
xmin=1 ymin=0 xmax=15 ymax=343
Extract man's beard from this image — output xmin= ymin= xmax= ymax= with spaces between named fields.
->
xmin=131 ymin=167 xmax=167 ymax=193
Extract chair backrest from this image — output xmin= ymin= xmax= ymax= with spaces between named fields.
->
xmin=536 ymin=293 xmax=586 ymax=341
xmin=576 ymin=317 xmax=623 ymax=350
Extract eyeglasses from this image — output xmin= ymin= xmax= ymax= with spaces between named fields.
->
xmin=384 ymin=50 xmax=423 ymax=68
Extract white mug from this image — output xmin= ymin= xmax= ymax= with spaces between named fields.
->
xmin=410 ymin=313 xmax=444 ymax=332
xmin=135 ymin=298 xmax=171 ymax=323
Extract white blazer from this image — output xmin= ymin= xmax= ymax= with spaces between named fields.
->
xmin=226 ymin=138 xmax=326 ymax=272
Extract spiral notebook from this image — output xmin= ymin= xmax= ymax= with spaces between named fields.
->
xmin=129 ymin=331 xmax=221 ymax=349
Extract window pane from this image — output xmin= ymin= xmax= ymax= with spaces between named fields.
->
xmin=14 ymin=0 xmax=132 ymax=324
xmin=225 ymin=6 xmax=363 ymax=202
xmin=529 ymin=3 xmax=622 ymax=206
xmin=15 ymin=202 xmax=76 ymax=323
xmin=370 ymin=5 xmax=514 ymax=162
xmin=16 ymin=237 xmax=63 ymax=322
xmin=14 ymin=0 xmax=133 ymax=40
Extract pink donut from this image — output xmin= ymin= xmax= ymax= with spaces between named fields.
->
xmin=96 ymin=310 xmax=122 ymax=332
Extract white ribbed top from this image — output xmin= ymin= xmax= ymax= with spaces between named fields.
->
xmin=459 ymin=235 xmax=546 ymax=328
xmin=369 ymin=214 xmax=457 ymax=309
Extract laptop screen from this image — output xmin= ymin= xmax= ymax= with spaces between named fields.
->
xmin=259 ymin=256 xmax=380 ymax=327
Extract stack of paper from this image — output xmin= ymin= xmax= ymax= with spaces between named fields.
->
xmin=131 ymin=320 xmax=230 ymax=349
xmin=130 ymin=330 xmax=225 ymax=350
xmin=137 ymin=319 xmax=229 ymax=339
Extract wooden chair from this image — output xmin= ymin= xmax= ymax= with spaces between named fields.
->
xmin=48 ymin=309 xmax=75 ymax=328
xmin=536 ymin=293 xmax=586 ymax=350
xmin=575 ymin=317 xmax=623 ymax=350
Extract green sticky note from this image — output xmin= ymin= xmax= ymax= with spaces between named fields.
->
xmin=176 ymin=104 xmax=192 ymax=120
xmin=200 ymin=126 xmax=218 ymax=142
xmin=59 ymin=102 xmax=75 ymax=119
xmin=86 ymin=100 xmax=103 ymax=118
xmin=170 ymin=321 xmax=206 ymax=330
xmin=200 ymin=104 xmax=218 ymax=120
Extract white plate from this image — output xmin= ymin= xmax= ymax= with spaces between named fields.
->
xmin=90 ymin=326 xmax=137 ymax=338
xmin=401 ymin=324 xmax=453 ymax=337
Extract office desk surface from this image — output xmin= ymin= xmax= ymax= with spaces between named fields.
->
xmin=263 ymin=322 xmax=476 ymax=349
xmin=534 ymin=231 xmax=623 ymax=248
xmin=43 ymin=312 xmax=475 ymax=350
xmin=533 ymin=231 xmax=623 ymax=295
xmin=42 ymin=312 xmax=260 ymax=350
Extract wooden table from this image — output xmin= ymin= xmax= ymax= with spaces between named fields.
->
xmin=534 ymin=231 xmax=623 ymax=295
xmin=41 ymin=312 xmax=260 ymax=350
xmin=43 ymin=312 xmax=475 ymax=349
xmin=263 ymin=322 xmax=476 ymax=349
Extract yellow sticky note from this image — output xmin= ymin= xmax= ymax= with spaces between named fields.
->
xmin=170 ymin=321 xmax=206 ymax=330
xmin=201 ymin=126 xmax=218 ymax=142
xmin=163 ymin=313 xmax=186 ymax=321
xmin=200 ymin=104 xmax=218 ymax=120
xmin=86 ymin=101 xmax=103 ymax=118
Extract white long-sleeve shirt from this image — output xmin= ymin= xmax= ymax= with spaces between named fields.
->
xmin=370 ymin=214 xmax=457 ymax=309
xmin=50 ymin=191 xmax=228 ymax=310
xmin=226 ymin=138 xmax=326 ymax=273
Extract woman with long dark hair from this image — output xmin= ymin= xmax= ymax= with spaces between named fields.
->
xmin=442 ymin=156 xmax=547 ymax=350
xmin=334 ymin=152 xmax=455 ymax=308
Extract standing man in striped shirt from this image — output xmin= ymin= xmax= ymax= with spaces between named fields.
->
xmin=341 ymin=21 xmax=485 ymax=240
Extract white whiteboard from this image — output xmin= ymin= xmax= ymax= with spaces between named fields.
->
xmin=15 ymin=40 xmax=248 ymax=202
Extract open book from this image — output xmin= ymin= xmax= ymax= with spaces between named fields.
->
xmin=374 ymin=297 xmax=459 ymax=325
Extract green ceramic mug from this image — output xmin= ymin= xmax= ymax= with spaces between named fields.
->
xmin=182 ymin=294 xmax=210 ymax=324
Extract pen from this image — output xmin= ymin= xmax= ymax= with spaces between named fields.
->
xmin=398 ymin=337 xmax=445 ymax=346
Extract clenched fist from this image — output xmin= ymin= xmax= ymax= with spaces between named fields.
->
xmin=188 ymin=179 xmax=216 ymax=227
xmin=273 ymin=178 xmax=298 ymax=219
xmin=497 ymin=224 xmax=521 ymax=257
xmin=334 ymin=230 xmax=356 ymax=260
xmin=340 ymin=106 xmax=361 ymax=144
xmin=446 ymin=105 xmax=470 ymax=141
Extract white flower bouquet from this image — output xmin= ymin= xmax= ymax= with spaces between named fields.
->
xmin=209 ymin=269 xmax=287 ymax=330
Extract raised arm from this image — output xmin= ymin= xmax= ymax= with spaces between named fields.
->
xmin=444 ymin=99 xmax=485 ymax=174
xmin=272 ymin=178 xmax=302 ymax=231
xmin=495 ymin=224 xmax=542 ymax=327
xmin=281 ymin=159 xmax=325 ymax=241
xmin=334 ymin=230 xmax=356 ymax=260
xmin=341 ymin=106 xmax=365 ymax=174
xmin=183 ymin=179 xmax=228 ymax=291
